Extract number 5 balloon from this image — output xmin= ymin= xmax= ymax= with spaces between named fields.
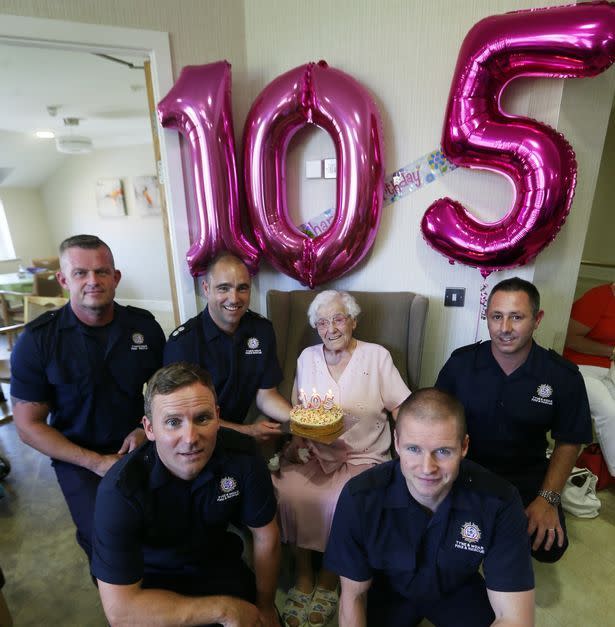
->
xmin=243 ymin=61 xmax=385 ymax=288
xmin=422 ymin=2 xmax=615 ymax=277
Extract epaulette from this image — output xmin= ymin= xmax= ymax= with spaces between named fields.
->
xmin=167 ymin=316 xmax=197 ymax=340
xmin=245 ymin=309 xmax=266 ymax=320
xmin=451 ymin=341 xmax=482 ymax=356
xmin=26 ymin=309 xmax=59 ymax=331
xmin=458 ymin=460 xmax=515 ymax=500
xmin=116 ymin=446 xmax=153 ymax=498
xmin=349 ymin=461 xmax=394 ymax=495
xmin=217 ymin=427 xmax=259 ymax=455
xmin=125 ymin=305 xmax=155 ymax=319
xmin=547 ymin=348 xmax=579 ymax=373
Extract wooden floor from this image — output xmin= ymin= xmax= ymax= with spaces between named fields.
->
xmin=1 ymin=348 xmax=615 ymax=625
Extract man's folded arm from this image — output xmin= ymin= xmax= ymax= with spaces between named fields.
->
xmin=338 ymin=576 xmax=371 ymax=627
xmin=12 ymin=398 xmax=119 ymax=476
xmin=487 ymin=588 xmax=535 ymax=627
xmin=97 ymin=579 xmax=263 ymax=627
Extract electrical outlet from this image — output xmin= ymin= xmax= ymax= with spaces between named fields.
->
xmin=324 ymin=158 xmax=337 ymax=178
xmin=444 ymin=288 xmax=465 ymax=307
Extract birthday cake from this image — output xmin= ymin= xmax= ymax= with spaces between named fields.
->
xmin=290 ymin=404 xmax=344 ymax=437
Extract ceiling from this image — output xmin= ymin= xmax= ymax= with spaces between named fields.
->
xmin=0 ymin=43 xmax=152 ymax=188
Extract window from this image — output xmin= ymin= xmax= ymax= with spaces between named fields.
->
xmin=0 ymin=198 xmax=16 ymax=261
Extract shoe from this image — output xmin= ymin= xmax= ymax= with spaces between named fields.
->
xmin=307 ymin=585 xmax=338 ymax=627
xmin=282 ymin=586 xmax=313 ymax=627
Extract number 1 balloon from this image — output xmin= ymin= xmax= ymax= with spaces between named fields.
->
xmin=158 ymin=61 xmax=260 ymax=276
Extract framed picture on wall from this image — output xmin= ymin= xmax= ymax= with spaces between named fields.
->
xmin=133 ymin=175 xmax=161 ymax=216
xmin=96 ymin=178 xmax=126 ymax=217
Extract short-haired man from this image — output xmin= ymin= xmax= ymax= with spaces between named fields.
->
xmin=324 ymin=389 xmax=535 ymax=627
xmin=92 ymin=362 xmax=281 ymax=627
xmin=436 ymin=277 xmax=592 ymax=562
xmin=11 ymin=234 xmax=165 ymax=561
xmin=164 ymin=252 xmax=291 ymax=441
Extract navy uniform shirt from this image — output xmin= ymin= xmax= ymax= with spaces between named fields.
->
xmin=163 ymin=308 xmax=283 ymax=423
xmin=435 ymin=341 xmax=592 ymax=486
xmin=91 ymin=430 xmax=277 ymax=585
xmin=10 ymin=303 xmax=165 ymax=453
xmin=324 ymin=459 xmax=534 ymax=602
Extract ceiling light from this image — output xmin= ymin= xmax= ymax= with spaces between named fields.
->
xmin=35 ymin=130 xmax=55 ymax=139
xmin=55 ymin=135 xmax=93 ymax=154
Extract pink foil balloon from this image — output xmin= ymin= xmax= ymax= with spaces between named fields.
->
xmin=243 ymin=61 xmax=384 ymax=288
xmin=422 ymin=2 xmax=615 ymax=277
xmin=158 ymin=62 xmax=260 ymax=276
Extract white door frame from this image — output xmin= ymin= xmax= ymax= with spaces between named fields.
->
xmin=0 ymin=13 xmax=197 ymax=320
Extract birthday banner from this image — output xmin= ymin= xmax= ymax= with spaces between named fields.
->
xmin=298 ymin=149 xmax=457 ymax=237
xmin=383 ymin=149 xmax=457 ymax=206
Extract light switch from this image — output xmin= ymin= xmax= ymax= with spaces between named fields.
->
xmin=305 ymin=160 xmax=322 ymax=179
xmin=444 ymin=288 xmax=465 ymax=307
xmin=324 ymin=158 xmax=337 ymax=179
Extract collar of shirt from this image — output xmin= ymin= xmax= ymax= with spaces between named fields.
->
xmin=149 ymin=441 xmax=228 ymax=493
xmin=202 ymin=306 xmax=254 ymax=342
xmin=57 ymin=301 xmax=125 ymax=331
xmin=475 ymin=339 xmax=544 ymax=380
xmin=384 ymin=460 xmax=477 ymax=520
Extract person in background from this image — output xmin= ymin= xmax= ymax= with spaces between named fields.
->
xmin=274 ymin=290 xmax=410 ymax=627
xmin=92 ymin=362 xmax=281 ymax=627
xmin=436 ymin=277 xmax=592 ymax=563
xmin=10 ymin=234 xmax=165 ymax=562
xmin=164 ymin=252 xmax=291 ymax=441
xmin=564 ymin=281 xmax=615 ymax=475
xmin=0 ymin=565 xmax=12 ymax=627
xmin=325 ymin=389 xmax=535 ymax=627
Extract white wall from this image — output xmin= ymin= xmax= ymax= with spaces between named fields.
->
xmin=242 ymin=0 xmax=610 ymax=385
xmin=1 ymin=0 xmax=614 ymax=385
xmin=0 ymin=186 xmax=54 ymax=272
xmin=582 ymin=102 xmax=615 ymax=265
xmin=39 ymin=144 xmax=171 ymax=302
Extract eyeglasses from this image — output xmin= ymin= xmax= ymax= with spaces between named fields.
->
xmin=315 ymin=313 xmax=350 ymax=330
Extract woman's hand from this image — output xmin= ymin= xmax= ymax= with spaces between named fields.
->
xmin=282 ymin=436 xmax=312 ymax=464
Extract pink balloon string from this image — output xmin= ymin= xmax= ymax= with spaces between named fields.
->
xmin=475 ymin=278 xmax=490 ymax=342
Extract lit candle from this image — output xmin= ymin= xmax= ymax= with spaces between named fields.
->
xmin=298 ymin=388 xmax=309 ymax=409
xmin=310 ymin=387 xmax=322 ymax=409
xmin=323 ymin=389 xmax=334 ymax=410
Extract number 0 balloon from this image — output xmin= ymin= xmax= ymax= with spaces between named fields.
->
xmin=421 ymin=2 xmax=615 ymax=277
xmin=243 ymin=61 xmax=384 ymax=288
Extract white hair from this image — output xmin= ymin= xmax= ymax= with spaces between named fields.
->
xmin=307 ymin=290 xmax=361 ymax=328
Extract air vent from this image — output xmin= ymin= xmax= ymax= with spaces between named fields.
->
xmin=55 ymin=135 xmax=93 ymax=154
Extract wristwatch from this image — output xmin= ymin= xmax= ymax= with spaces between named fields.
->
xmin=538 ymin=489 xmax=561 ymax=507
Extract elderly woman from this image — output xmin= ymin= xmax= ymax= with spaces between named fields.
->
xmin=273 ymin=290 xmax=410 ymax=627
xmin=564 ymin=282 xmax=615 ymax=475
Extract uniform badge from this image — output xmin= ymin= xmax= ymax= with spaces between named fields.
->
xmin=130 ymin=331 xmax=149 ymax=351
xmin=172 ymin=325 xmax=185 ymax=337
xmin=532 ymin=383 xmax=553 ymax=405
xmin=220 ymin=476 xmax=238 ymax=493
xmin=460 ymin=522 xmax=481 ymax=544
xmin=245 ymin=336 xmax=262 ymax=355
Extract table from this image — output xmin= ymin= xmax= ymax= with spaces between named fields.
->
xmin=0 ymin=272 xmax=33 ymax=293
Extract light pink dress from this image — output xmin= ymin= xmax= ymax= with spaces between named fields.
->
xmin=272 ymin=340 xmax=410 ymax=552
